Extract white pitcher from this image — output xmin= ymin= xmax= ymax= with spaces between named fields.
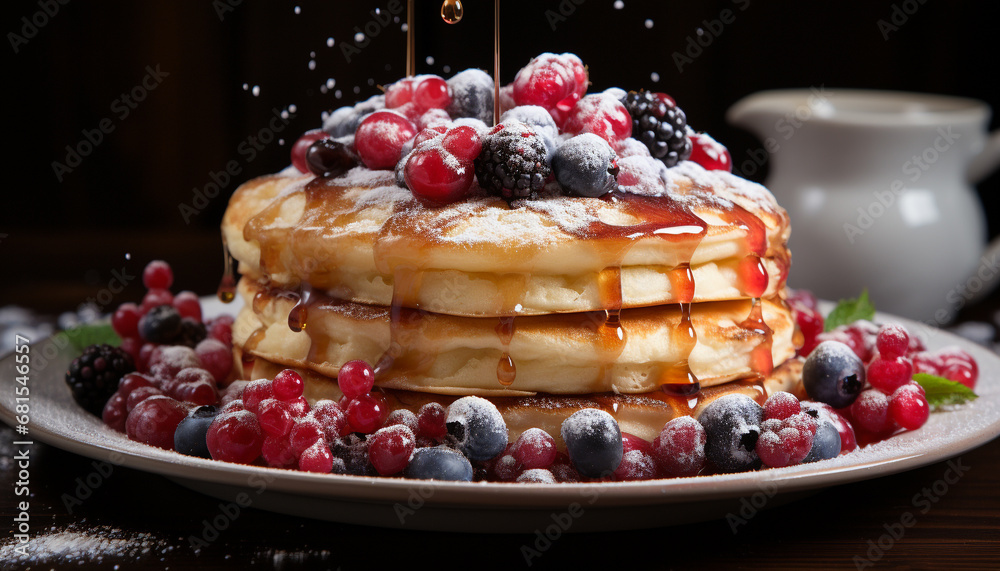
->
xmin=727 ymin=88 xmax=1000 ymax=325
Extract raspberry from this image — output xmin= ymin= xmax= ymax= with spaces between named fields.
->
xmin=354 ymin=111 xmax=417 ymax=170
xmin=111 ymin=303 xmax=142 ymax=339
xmin=620 ymin=90 xmax=692 ymax=166
xmin=652 ymin=416 xmax=707 ymax=477
xmin=206 ymin=409 xmax=265 ymax=464
xmin=368 ymin=425 xmax=417 ymax=475
xmin=849 ymin=389 xmax=895 ymax=434
xmin=474 ymin=120 xmax=552 ymax=200
xmin=563 ymin=94 xmax=632 ymax=147
xmin=172 ymin=291 xmax=203 ymax=322
xmin=143 ymin=260 xmax=174 ymax=290
xmin=763 ymin=391 xmax=802 ymax=421
xmin=755 ymin=413 xmax=817 ymax=468
xmin=126 ymin=395 xmax=189 ymax=450
xmin=299 ymin=440 xmax=334 ymax=473
xmin=65 ymin=344 xmax=136 ymax=416
xmin=875 ymin=324 xmax=910 ymax=358
xmin=867 ymin=355 xmax=913 ymax=393
xmin=416 ymin=402 xmax=448 ymax=439
xmin=337 ymin=360 xmax=374 ymax=399
xmin=688 ymin=132 xmax=732 ymax=172
xmin=291 ymin=129 xmax=329 ymax=173
xmin=346 ymin=394 xmax=386 ymax=433
xmin=511 ymin=428 xmax=557 ymax=470
xmin=889 ymin=384 xmax=930 ymax=430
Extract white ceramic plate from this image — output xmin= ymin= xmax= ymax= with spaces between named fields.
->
xmin=2 ymin=300 xmax=999 ymax=532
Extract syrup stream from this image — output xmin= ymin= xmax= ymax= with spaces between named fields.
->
xmin=406 ymin=0 xmax=415 ymax=77
xmin=493 ymin=0 xmax=500 ymax=126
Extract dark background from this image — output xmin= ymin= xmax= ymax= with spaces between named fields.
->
xmin=3 ymin=0 xmax=1000 ymax=313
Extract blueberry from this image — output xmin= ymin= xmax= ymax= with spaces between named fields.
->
xmin=323 ymin=94 xmax=384 ymax=137
xmin=803 ymin=416 xmax=841 ymax=463
xmin=447 ymin=69 xmax=495 ymax=125
xmin=560 ymin=408 xmax=623 ymax=478
xmin=552 ymin=134 xmax=619 ymax=197
xmin=698 ymin=394 xmax=763 ymax=473
xmin=802 ymin=340 xmax=866 ymax=408
xmin=405 ymin=446 xmax=474 ymax=481
xmin=174 ymin=405 xmax=218 ymax=458
xmin=139 ymin=305 xmax=182 ymax=344
xmin=446 ymin=396 xmax=508 ymax=461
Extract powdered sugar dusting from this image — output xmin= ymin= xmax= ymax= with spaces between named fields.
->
xmin=0 ymin=526 xmax=167 ymax=565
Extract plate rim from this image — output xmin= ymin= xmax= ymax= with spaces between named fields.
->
xmin=2 ymin=306 xmax=1000 ymax=512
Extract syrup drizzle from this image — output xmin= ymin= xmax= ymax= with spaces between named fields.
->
xmin=217 ymin=237 xmax=237 ymax=303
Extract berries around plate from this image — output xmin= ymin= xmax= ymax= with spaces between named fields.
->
xmin=802 ymin=340 xmax=866 ymax=408
xmin=446 ymin=396 xmax=508 ymax=461
xmin=560 ymin=408 xmax=624 ymax=478
xmin=406 ymin=446 xmax=474 ymax=482
xmin=698 ymin=394 xmax=763 ymax=473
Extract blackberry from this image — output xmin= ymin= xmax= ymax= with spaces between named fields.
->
xmin=621 ymin=90 xmax=692 ymax=167
xmin=65 ymin=344 xmax=135 ymax=417
xmin=474 ymin=120 xmax=551 ymax=200
xmin=174 ymin=317 xmax=207 ymax=348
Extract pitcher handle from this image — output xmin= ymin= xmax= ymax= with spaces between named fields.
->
xmin=967 ymin=129 xmax=1000 ymax=184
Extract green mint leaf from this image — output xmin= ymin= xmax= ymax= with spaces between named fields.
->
xmin=56 ymin=322 xmax=121 ymax=353
xmin=824 ymin=289 xmax=876 ymax=331
xmin=913 ymin=373 xmax=979 ymax=408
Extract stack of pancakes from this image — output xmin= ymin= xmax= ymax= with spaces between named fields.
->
xmin=222 ymin=160 xmax=797 ymax=442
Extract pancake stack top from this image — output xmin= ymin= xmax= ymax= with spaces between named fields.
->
xmin=222 ymin=53 xmax=796 ymax=411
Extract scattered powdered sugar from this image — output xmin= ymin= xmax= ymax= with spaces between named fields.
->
xmin=517 ymin=468 xmax=557 ymax=483
xmin=670 ymin=160 xmax=779 ymax=212
xmin=0 ymin=526 xmax=167 ymax=565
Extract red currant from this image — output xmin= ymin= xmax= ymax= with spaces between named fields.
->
xmin=688 ymin=132 xmax=732 ymax=172
xmin=849 ymin=389 xmax=895 ymax=434
xmin=763 ymin=391 xmax=801 ymax=421
xmin=416 ymin=402 xmax=447 ymax=439
xmin=290 ymin=419 xmax=325 ymax=455
xmin=206 ymin=410 xmax=264 ymax=464
xmin=441 ymin=125 xmax=482 ymax=162
xmin=346 ymin=394 xmax=386 ymax=434
xmin=413 ymin=76 xmax=451 ymax=110
xmin=652 ymin=416 xmax=707 ymax=477
xmin=262 ymin=434 xmax=298 ymax=468
xmin=563 ymin=94 xmax=632 ymax=147
xmin=889 ymin=384 xmax=930 ymax=430
xmin=511 ymin=428 xmax=557 ymax=470
xmin=942 ymin=362 xmax=976 ymax=389
xmin=242 ymin=379 xmax=274 ymax=415
xmin=354 ymin=111 xmax=417 ymax=170
xmin=102 ymin=393 xmax=128 ymax=432
xmin=614 ymin=433 xmax=657 ymax=481
xmin=875 ymin=324 xmax=910 ymax=359
xmin=207 ymin=314 xmax=234 ymax=346
xmin=258 ymin=398 xmax=295 ymax=437
xmin=126 ymin=396 xmax=188 ymax=450
xmin=337 ymin=360 xmax=374 ymax=399
xmin=310 ymin=400 xmax=349 ymax=439
xmin=368 ymin=425 xmax=416 ymax=475
xmin=143 ymin=260 xmax=174 ymax=290
xmin=404 ymin=148 xmax=475 ymax=205
xmin=172 ymin=291 xmax=202 ymax=321
xmin=273 ymin=369 xmax=305 ymax=401
xmin=141 ymin=289 xmax=174 ymax=313
xmin=298 ymin=439 xmax=334 ymax=473
xmin=291 ymin=129 xmax=329 ymax=173
xmin=867 ymin=355 xmax=913 ymax=393
xmin=385 ymin=78 xmax=416 ymax=108
xmin=112 ymin=303 xmax=141 ymax=339
xmin=126 ymin=386 xmax=163 ymax=413
xmin=195 ymin=338 xmax=233 ymax=383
